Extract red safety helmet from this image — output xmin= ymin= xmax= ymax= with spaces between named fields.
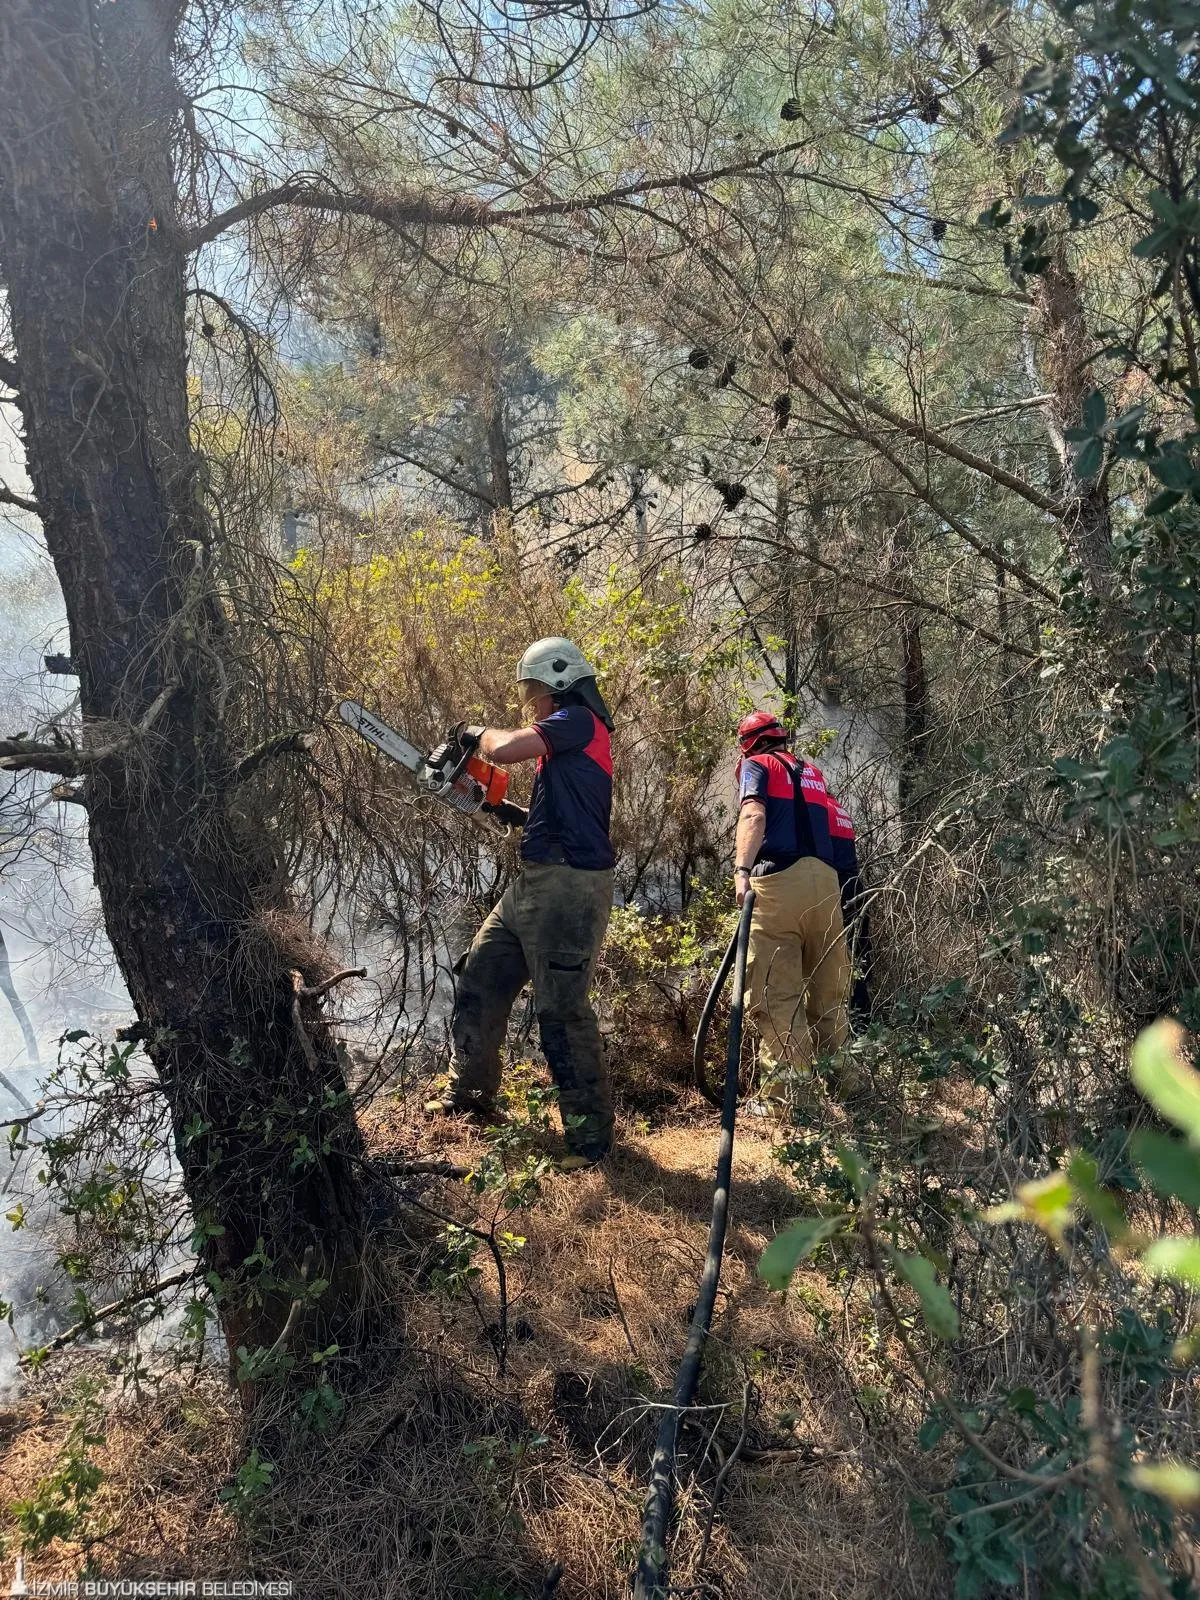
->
xmin=737 ymin=710 xmax=789 ymax=756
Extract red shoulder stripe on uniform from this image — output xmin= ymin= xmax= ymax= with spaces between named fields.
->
xmin=583 ymin=714 xmax=613 ymax=775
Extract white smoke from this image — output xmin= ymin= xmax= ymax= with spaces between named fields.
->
xmin=0 ymin=407 xmax=135 ymax=1393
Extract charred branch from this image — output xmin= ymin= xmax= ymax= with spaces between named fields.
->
xmin=233 ymin=729 xmax=316 ymax=785
xmin=0 ymin=482 xmax=38 ymax=516
xmin=0 ymin=684 xmax=177 ymax=775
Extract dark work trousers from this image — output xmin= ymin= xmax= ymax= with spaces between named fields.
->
xmin=449 ymin=862 xmax=614 ymax=1158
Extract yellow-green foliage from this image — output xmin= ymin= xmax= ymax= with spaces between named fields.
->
xmin=301 ymin=526 xmax=754 ymax=886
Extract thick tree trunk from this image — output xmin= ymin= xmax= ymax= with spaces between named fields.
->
xmin=485 ymin=362 xmax=515 ymax=541
xmin=774 ymin=466 xmax=800 ymax=700
xmin=0 ymin=0 xmax=366 ymax=1378
xmin=1028 ymin=246 xmax=1113 ymax=594
xmin=888 ymin=521 xmax=930 ymax=830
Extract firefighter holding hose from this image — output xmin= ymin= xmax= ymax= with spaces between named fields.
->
xmin=733 ymin=710 xmax=866 ymax=1106
xmin=425 ymin=638 xmax=616 ymax=1169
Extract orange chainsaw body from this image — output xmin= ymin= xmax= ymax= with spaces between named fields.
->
xmin=460 ymin=755 xmax=508 ymax=808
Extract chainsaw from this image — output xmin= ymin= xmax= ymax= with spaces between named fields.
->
xmin=338 ymin=700 xmax=526 ymax=832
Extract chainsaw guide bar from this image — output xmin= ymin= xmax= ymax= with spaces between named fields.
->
xmin=337 ymin=699 xmax=425 ymax=772
xmin=337 ymin=699 xmax=517 ymax=837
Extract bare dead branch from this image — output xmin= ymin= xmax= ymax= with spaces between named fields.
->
xmin=798 ymin=356 xmax=1072 ymax=522
xmin=734 ymin=526 xmax=1043 ymax=656
xmin=21 ymin=1268 xmax=200 ymax=1361
xmin=185 ymin=137 xmax=821 ymax=253
xmin=289 ymin=970 xmax=321 ymax=1073
xmin=297 ymin=966 xmax=367 ymax=1000
xmin=233 ymin=729 xmax=316 ymax=784
xmin=0 ymin=739 xmax=98 ymax=777
xmin=186 ymin=181 xmax=504 ymax=252
xmin=0 ymin=683 xmax=178 ymax=774
xmin=0 ymin=482 xmax=38 ymax=516
xmin=792 ymin=377 xmax=1062 ymax=604
xmin=378 ymin=1158 xmax=471 ymax=1179
xmin=881 ymin=270 xmax=1033 ymax=307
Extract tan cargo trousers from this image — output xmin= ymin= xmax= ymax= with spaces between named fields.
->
xmin=747 ymin=856 xmax=850 ymax=1090
xmin=449 ymin=862 xmax=614 ymax=1158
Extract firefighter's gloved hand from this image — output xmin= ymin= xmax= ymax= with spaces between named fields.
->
xmin=486 ymin=799 xmax=528 ymax=828
xmin=427 ymin=723 xmax=484 ymax=778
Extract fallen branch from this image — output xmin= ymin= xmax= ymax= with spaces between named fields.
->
xmin=378 ymin=1158 xmax=470 ymax=1180
xmin=360 ymin=1405 xmax=408 ymax=1458
xmin=738 ymin=1443 xmax=855 ymax=1465
xmin=22 ymin=1267 xmax=199 ymax=1361
xmin=608 ymin=1256 xmax=639 ymax=1360
xmin=694 ymin=1381 xmax=756 ymax=1576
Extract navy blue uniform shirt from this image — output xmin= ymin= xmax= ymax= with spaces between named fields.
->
xmin=522 ymin=705 xmax=614 ymax=871
xmin=738 ymin=752 xmax=834 ymax=875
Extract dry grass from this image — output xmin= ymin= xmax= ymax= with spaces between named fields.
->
xmin=1 ymin=1100 xmax=949 ymax=1599
xmin=276 ymin=1099 xmax=947 ymax=1599
xmin=0 ymin=1366 xmax=245 ymax=1583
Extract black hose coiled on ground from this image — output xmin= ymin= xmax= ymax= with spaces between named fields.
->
xmin=631 ymin=889 xmax=755 ymax=1600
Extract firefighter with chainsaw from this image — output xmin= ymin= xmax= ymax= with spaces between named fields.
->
xmin=733 ymin=711 xmax=866 ymax=1107
xmin=425 ymin=638 xmax=616 ymax=1168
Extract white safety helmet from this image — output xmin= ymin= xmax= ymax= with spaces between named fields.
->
xmin=517 ymin=636 xmax=613 ymax=728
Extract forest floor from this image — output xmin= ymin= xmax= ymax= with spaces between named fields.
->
xmin=0 ymin=1076 xmax=953 ymax=1599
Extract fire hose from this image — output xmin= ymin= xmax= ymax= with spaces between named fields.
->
xmin=630 ymin=888 xmax=755 ymax=1600
xmin=692 ymin=921 xmax=740 ymax=1109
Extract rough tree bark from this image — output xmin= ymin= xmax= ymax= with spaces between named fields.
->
xmin=888 ymin=519 xmax=930 ymax=830
xmin=1027 ymin=244 xmax=1113 ymax=595
xmin=484 ymin=337 xmax=515 ymax=540
xmin=0 ymin=0 xmax=367 ymax=1378
xmin=486 ymin=385 xmax=515 ymax=529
